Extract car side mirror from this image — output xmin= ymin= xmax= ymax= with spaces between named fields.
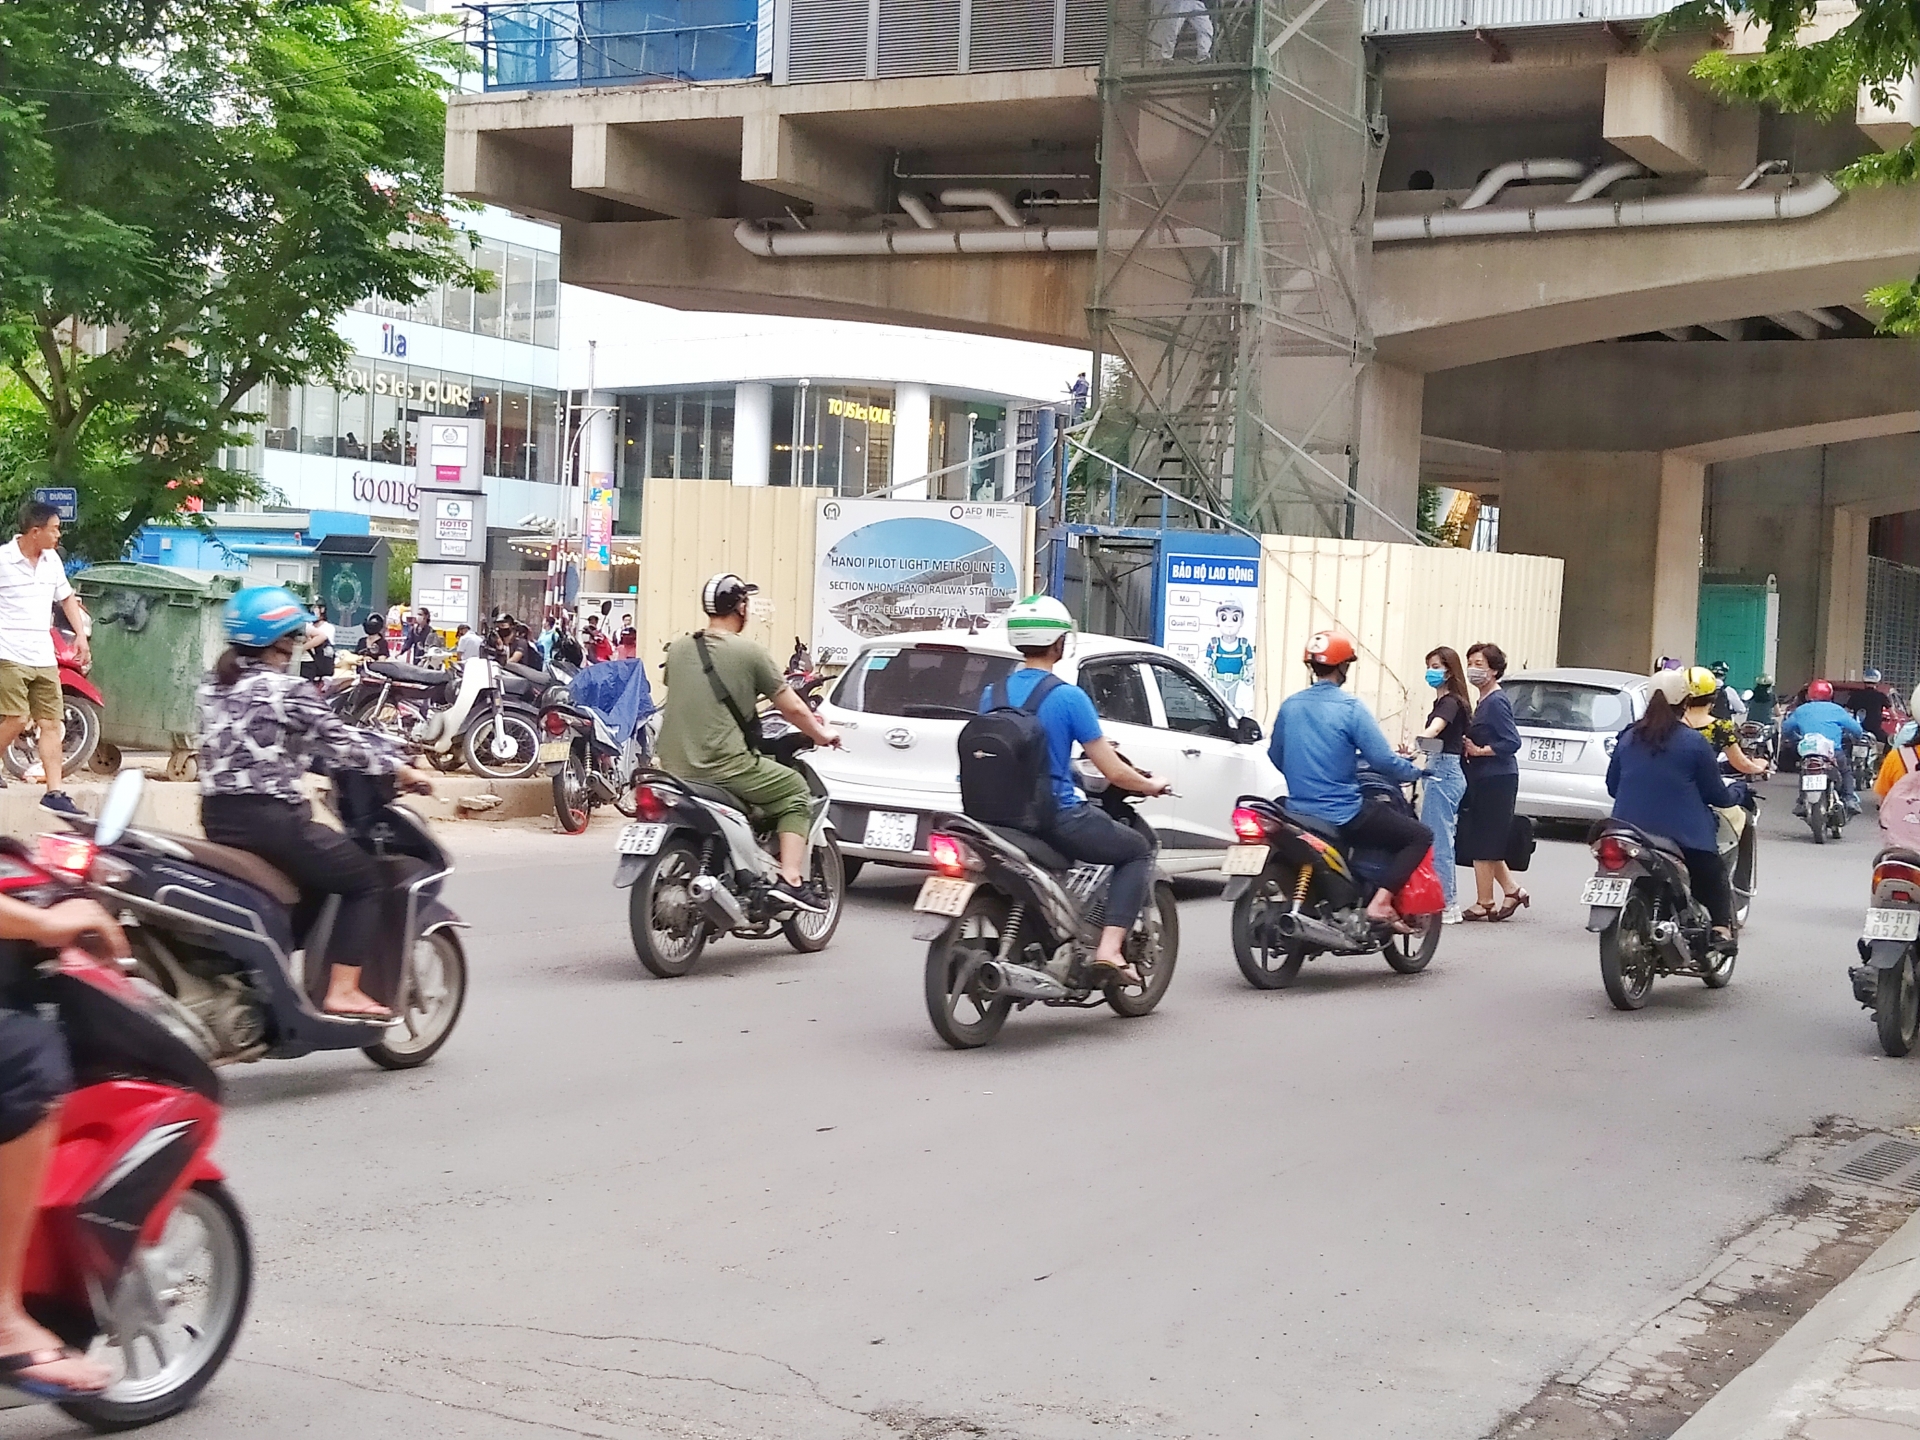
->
xmin=1235 ymin=715 xmax=1263 ymax=744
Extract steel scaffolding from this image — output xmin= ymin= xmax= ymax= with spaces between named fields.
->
xmin=1090 ymin=0 xmax=1376 ymax=535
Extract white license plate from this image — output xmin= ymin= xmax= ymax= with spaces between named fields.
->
xmin=1865 ymin=908 xmax=1920 ymax=942
xmin=537 ymin=739 xmax=571 ymax=763
xmin=1526 ymin=738 xmax=1567 ymax=764
xmin=913 ymin=876 xmax=977 ymax=916
xmin=617 ymin=823 xmax=668 ymax=856
xmin=862 ymin=809 xmax=919 ymax=852
xmin=1582 ymin=876 xmax=1632 ymax=907
xmin=1801 ymin=773 xmax=1829 ymax=792
xmin=1221 ymin=844 xmax=1271 ymax=876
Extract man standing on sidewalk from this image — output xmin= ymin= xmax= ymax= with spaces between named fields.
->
xmin=0 ymin=501 xmax=90 ymax=814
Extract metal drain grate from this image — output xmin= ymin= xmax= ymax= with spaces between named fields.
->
xmin=1831 ymin=1136 xmax=1920 ymax=1188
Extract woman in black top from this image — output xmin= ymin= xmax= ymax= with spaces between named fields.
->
xmin=1413 ymin=646 xmax=1471 ymax=922
xmin=1458 ymin=641 xmax=1527 ymax=920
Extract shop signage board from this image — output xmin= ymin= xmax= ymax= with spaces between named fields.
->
xmin=411 ymin=418 xmax=485 ymax=618
xmin=811 ymin=498 xmax=1024 ymax=665
xmin=1161 ymin=549 xmax=1261 ymax=715
xmin=584 ymin=474 xmax=615 ymax=572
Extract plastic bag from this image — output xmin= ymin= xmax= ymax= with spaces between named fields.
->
xmin=1395 ymin=850 xmax=1445 ymax=916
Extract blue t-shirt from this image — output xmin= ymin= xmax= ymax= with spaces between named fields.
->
xmin=981 ymin=667 xmax=1104 ymax=814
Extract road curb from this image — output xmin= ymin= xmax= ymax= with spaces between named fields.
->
xmin=1668 ymin=1196 xmax=1920 ymax=1439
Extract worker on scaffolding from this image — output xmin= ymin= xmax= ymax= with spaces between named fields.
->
xmin=1148 ymin=0 xmax=1213 ymax=61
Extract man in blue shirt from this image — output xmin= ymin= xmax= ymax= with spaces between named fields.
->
xmin=1782 ymin=678 xmax=1868 ymax=813
xmin=980 ymin=597 xmax=1171 ymax=985
xmin=1268 ymin=631 xmax=1432 ymax=924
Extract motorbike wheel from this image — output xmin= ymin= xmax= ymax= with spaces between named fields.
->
xmin=1384 ymin=912 xmax=1442 ymax=974
xmin=1731 ymin=826 xmax=1758 ymax=929
xmin=553 ymin=752 xmax=591 ymax=834
xmin=925 ymin=892 xmax=1014 ymax=1049
xmin=363 ymin=931 xmax=468 ymax=1070
xmin=1811 ymin=796 xmax=1829 ymax=844
xmin=1230 ymin=871 xmax=1309 ymax=990
xmin=1599 ymin=889 xmax=1657 ymax=1011
xmin=781 ymin=838 xmax=845 ymax=953
xmin=461 ymin=710 xmax=541 ymax=781
xmin=630 ymin=840 xmax=710 ymax=978
xmin=1876 ymin=952 xmax=1919 ymax=1058
xmin=1107 ymin=881 xmax=1179 ymax=1018
xmin=59 ymin=1180 xmax=251 ymax=1432
xmin=4 ymin=693 xmax=101 ymax=781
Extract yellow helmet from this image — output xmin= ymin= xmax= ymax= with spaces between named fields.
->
xmin=1682 ymin=666 xmax=1719 ymax=699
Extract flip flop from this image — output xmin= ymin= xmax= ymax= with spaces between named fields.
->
xmin=0 ymin=1347 xmax=108 ymax=1400
xmin=1088 ymin=958 xmax=1144 ymax=989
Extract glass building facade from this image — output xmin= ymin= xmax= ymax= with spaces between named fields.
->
xmin=352 ymin=239 xmax=560 ymax=348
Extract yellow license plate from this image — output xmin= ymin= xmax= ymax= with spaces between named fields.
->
xmin=913 ymin=876 xmax=977 ymax=917
xmin=537 ymin=739 xmax=571 ymax=763
xmin=1221 ymin=844 xmax=1271 ymax=876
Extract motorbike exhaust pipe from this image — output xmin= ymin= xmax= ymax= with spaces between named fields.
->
xmin=974 ymin=960 xmax=1071 ymax=1001
xmin=1272 ymin=910 xmax=1354 ymax=952
xmin=687 ymin=875 xmax=747 ymax=930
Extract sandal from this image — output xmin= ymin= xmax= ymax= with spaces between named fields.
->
xmin=1088 ymin=958 xmax=1144 ymax=989
xmin=1460 ymin=903 xmax=1496 ymax=922
xmin=1493 ymin=889 xmax=1531 ymax=921
xmin=324 ymin=1004 xmax=394 ymax=1021
xmin=0 ymin=1347 xmax=108 ymax=1400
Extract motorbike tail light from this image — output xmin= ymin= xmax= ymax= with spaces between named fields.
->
xmin=1231 ymin=806 xmax=1271 ymax=842
xmin=1875 ymin=860 xmax=1920 ymax=893
xmin=928 ymin=833 xmax=976 ymax=877
xmin=541 ymin=709 xmax=568 ymax=736
xmin=35 ymin=833 xmax=94 ymax=877
xmin=1595 ymin=835 xmax=1635 ymax=872
xmin=633 ymin=785 xmax=672 ymax=823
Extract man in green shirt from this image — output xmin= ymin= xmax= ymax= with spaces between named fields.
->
xmin=655 ymin=573 xmax=841 ymax=912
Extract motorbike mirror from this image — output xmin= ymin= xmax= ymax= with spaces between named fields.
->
xmin=96 ymin=767 xmax=146 ymax=847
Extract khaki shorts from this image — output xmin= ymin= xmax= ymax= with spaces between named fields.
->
xmin=0 ymin=663 xmax=61 ymax=724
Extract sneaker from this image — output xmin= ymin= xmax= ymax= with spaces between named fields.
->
xmin=766 ymin=879 xmax=827 ymax=915
xmin=39 ymin=791 xmax=79 ymax=816
xmin=1441 ymin=905 xmax=1463 ymax=926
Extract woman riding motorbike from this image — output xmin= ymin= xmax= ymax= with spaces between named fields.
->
xmin=197 ymin=586 xmax=436 ymax=1019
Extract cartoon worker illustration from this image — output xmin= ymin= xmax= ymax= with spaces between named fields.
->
xmin=1204 ymin=601 xmax=1255 ymax=713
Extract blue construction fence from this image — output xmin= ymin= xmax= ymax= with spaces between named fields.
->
xmin=470 ymin=0 xmax=762 ymax=90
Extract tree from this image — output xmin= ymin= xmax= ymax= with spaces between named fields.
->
xmin=0 ymin=0 xmax=483 ymax=560
xmin=1675 ymin=0 xmax=1920 ymax=331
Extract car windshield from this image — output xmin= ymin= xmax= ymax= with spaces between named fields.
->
xmin=830 ymin=646 xmax=1017 ymax=718
xmin=1504 ymin=681 xmax=1632 ymax=733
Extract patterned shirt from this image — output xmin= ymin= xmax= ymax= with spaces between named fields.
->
xmin=198 ymin=659 xmax=407 ymax=801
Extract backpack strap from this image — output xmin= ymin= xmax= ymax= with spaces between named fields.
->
xmin=691 ymin=631 xmax=760 ymax=753
xmin=1018 ymin=672 xmax=1065 ymax=714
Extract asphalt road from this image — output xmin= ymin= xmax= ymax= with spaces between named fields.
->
xmin=12 ymin=779 xmax=1918 ymax=1440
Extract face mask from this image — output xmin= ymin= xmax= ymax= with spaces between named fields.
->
xmin=1425 ymin=669 xmax=1447 ymax=689
xmin=1467 ymin=666 xmax=1491 ymax=686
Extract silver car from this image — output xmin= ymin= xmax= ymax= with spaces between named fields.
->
xmin=1505 ymin=668 xmax=1651 ymax=821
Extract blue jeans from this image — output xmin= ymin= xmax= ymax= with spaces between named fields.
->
xmin=1420 ymin=753 xmax=1467 ymax=907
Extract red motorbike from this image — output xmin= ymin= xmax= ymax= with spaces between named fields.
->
xmin=4 ymin=628 xmax=107 ymax=782
xmin=0 ymin=777 xmax=249 ymax=1428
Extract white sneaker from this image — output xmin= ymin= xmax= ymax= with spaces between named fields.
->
xmin=1441 ymin=905 xmax=1463 ymax=925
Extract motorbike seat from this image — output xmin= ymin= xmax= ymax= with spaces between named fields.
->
xmin=366 ymin=660 xmax=453 ymax=689
xmin=1597 ymin=818 xmax=1685 ymax=861
xmin=985 ymin=826 xmax=1073 ymax=872
xmin=499 ymin=658 xmax=549 ymax=685
xmin=667 ymin=777 xmax=749 ymax=813
xmin=149 ymin=832 xmax=302 ymax=906
xmin=1281 ymin=808 xmax=1347 ymax=845
xmin=1878 ymin=846 xmax=1920 ymax=868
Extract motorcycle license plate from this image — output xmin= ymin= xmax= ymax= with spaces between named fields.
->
xmin=862 ymin=810 xmax=919 ymax=852
xmin=913 ymin=876 xmax=977 ymax=917
xmin=1801 ymin=773 xmax=1829 ymax=792
xmin=1221 ymin=844 xmax=1271 ymax=876
xmin=1582 ymin=876 xmax=1631 ymax=907
xmin=1864 ymin=908 xmax=1920 ymax=942
xmin=537 ymin=739 xmax=571 ymax=763
xmin=617 ymin=823 xmax=668 ymax=856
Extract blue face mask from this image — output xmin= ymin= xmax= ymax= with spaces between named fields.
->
xmin=1426 ymin=669 xmax=1447 ymax=689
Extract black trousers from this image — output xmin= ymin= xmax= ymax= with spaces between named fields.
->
xmin=201 ymin=794 xmax=387 ymax=976
xmin=1338 ymin=799 xmax=1435 ymax=894
xmin=1043 ymin=803 xmax=1153 ymax=931
xmin=1681 ymin=846 xmax=1734 ymax=929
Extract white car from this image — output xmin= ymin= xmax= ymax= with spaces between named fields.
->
xmin=810 ymin=631 xmax=1283 ymax=875
xmin=1506 ymin=667 xmax=1651 ymax=821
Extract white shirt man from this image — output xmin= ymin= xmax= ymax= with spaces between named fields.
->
xmin=0 ymin=503 xmax=92 ymax=811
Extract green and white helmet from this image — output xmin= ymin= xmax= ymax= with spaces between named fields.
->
xmin=1004 ymin=594 xmax=1074 ymax=651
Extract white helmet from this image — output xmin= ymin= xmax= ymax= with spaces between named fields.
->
xmin=1004 ymin=594 xmax=1074 ymax=652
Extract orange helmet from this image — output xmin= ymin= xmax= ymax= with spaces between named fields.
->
xmin=1808 ymin=679 xmax=1834 ymax=701
xmin=1304 ymin=630 xmax=1356 ymax=666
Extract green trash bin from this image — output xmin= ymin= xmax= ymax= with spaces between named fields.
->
xmin=72 ymin=565 xmax=243 ymax=780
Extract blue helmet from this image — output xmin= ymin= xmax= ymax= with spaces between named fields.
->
xmin=224 ymin=586 xmax=314 ymax=648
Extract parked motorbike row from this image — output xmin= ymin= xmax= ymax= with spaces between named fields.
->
xmin=328 ymin=646 xmax=573 ymax=781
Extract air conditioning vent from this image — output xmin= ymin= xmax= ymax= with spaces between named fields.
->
xmin=970 ymin=0 xmax=1058 ymax=71
xmin=1062 ymin=0 xmax=1107 ymax=62
xmin=786 ymin=0 xmax=870 ymax=82
xmin=879 ymin=0 xmax=962 ymax=75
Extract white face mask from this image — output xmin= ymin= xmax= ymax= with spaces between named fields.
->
xmin=1467 ymin=666 xmax=1491 ymax=686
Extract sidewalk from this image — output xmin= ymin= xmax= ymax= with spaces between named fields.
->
xmin=1673 ymin=1203 xmax=1920 ymax=1440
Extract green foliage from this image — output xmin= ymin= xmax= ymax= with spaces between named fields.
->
xmin=0 ymin=0 xmax=483 ymax=559
xmin=387 ymin=539 xmax=415 ymax=607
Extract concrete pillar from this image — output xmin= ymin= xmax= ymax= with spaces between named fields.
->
xmin=891 ymin=382 xmax=931 ymax=498
xmin=1353 ymin=362 xmax=1424 ymax=541
xmin=994 ymin=413 xmax=1019 ymax=500
xmin=1500 ymin=450 xmax=1701 ymax=672
xmin=1818 ymin=504 xmax=1871 ymax=680
xmin=731 ymin=382 xmax=772 ymax=487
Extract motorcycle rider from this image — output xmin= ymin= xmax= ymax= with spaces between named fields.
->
xmin=197 ymin=587 xmax=438 ymax=1019
xmin=1855 ymin=668 xmax=1893 ymax=742
xmin=654 ymin=574 xmax=841 ymax=913
xmin=1267 ymin=632 xmax=1432 ymax=928
xmin=980 ymin=596 xmax=1172 ymax=985
xmin=1782 ymin=679 xmax=1868 ymax=815
xmin=1681 ymin=667 xmax=1768 ymax=776
xmin=1707 ymin=661 xmax=1746 ymax=721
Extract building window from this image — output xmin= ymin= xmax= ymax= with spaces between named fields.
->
xmin=504 ymin=245 xmax=535 ymax=344
xmin=534 ymin=251 xmax=560 ymax=347
xmin=350 ymin=237 xmax=559 ymax=348
xmin=473 ymin=240 xmax=506 ymax=338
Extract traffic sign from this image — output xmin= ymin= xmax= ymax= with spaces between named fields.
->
xmin=32 ymin=488 xmax=76 ymax=522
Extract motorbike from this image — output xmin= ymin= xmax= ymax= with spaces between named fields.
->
xmin=3 ymin=627 xmax=107 ymax=782
xmin=1850 ymin=848 xmax=1920 ymax=1056
xmin=1796 ymin=736 xmax=1849 ymax=843
xmin=784 ymin=638 xmax=828 ymax=711
xmin=0 ymin=773 xmax=249 ymax=1429
xmin=915 ymin=764 xmax=1177 ymax=1049
xmin=541 ymin=664 xmax=655 ymax=834
xmin=1222 ymin=778 xmax=1441 ymax=990
xmin=54 ymin=769 xmax=467 ymax=1070
xmin=616 ymin=725 xmax=844 ymax=977
xmin=1583 ymin=818 xmax=1738 ymax=1010
xmin=1850 ymin=733 xmax=1882 ymax=793
xmin=1736 ymin=718 xmax=1775 ymax=767
xmin=332 ymin=646 xmax=552 ymax=780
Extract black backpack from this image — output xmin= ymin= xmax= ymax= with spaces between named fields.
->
xmin=958 ymin=673 xmax=1064 ymax=832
